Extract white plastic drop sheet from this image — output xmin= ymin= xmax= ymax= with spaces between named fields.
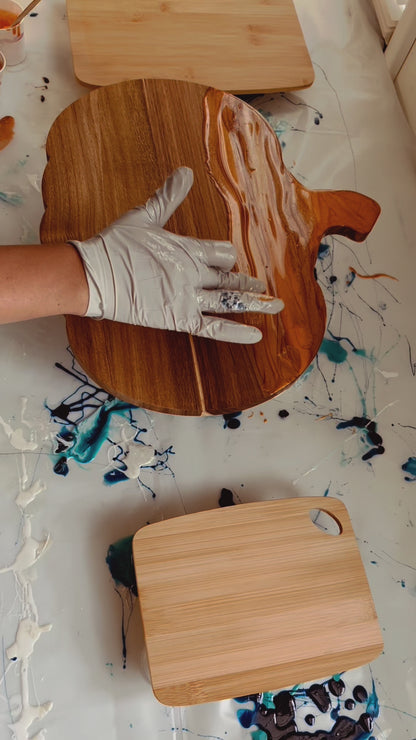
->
xmin=0 ymin=1 xmax=415 ymax=738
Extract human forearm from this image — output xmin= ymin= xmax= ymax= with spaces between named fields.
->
xmin=0 ymin=243 xmax=89 ymax=324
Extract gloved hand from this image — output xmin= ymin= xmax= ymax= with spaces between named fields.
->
xmin=71 ymin=167 xmax=284 ymax=343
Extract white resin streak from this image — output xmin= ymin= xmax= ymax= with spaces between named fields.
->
xmin=0 ymin=400 xmax=53 ymax=740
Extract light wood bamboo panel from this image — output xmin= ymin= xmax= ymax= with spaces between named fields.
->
xmin=133 ymin=497 xmax=383 ymax=705
xmin=40 ymin=78 xmax=380 ymax=415
xmin=66 ymin=0 xmax=314 ymax=92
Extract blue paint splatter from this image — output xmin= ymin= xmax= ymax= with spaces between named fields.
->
xmin=402 ymin=456 xmax=416 ymax=482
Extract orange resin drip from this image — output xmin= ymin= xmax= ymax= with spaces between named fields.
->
xmin=349 ymin=266 xmax=398 ymax=281
xmin=0 ymin=117 xmax=15 ymax=151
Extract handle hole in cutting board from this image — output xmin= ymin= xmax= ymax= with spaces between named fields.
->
xmin=309 ymin=508 xmax=342 ymax=536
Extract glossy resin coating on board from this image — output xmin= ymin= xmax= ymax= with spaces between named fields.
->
xmin=41 ymin=79 xmax=380 ymax=415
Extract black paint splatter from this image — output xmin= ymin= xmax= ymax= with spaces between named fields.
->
xmin=279 ymin=409 xmax=289 ymax=419
xmin=328 ymin=678 xmax=345 ymax=697
xmin=219 ymin=488 xmax=236 ymax=507
xmin=336 ymin=417 xmax=385 ymax=461
xmin=306 ymin=684 xmax=331 ymax=713
xmin=236 ymin=678 xmax=379 ymax=739
xmin=223 ymin=412 xmax=242 ymax=429
xmin=352 ymin=685 xmax=368 ymax=703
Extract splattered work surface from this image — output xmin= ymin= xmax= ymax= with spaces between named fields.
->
xmin=0 ymin=1 xmax=415 ymax=739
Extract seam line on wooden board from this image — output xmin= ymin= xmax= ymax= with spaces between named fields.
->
xmin=189 ymin=335 xmax=207 ymax=415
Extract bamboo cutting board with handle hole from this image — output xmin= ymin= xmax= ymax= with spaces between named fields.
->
xmin=133 ymin=497 xmax=383 ymax=706
xmin=40 ymin=78 xmax=380 ymax=415
xmin=66 ymin=0 xmax=314 ymax=92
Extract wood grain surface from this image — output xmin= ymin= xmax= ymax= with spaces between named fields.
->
xmin=40 ymin=78 xmax=381 ymax=415
xmin=66 ymin=0 xmax=314 ymax=92
xmin=133 ymin=497 xmax=383 ymax=705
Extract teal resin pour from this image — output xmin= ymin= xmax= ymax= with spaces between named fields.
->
xmin=48 ymin=366 xmax=174 ymax=487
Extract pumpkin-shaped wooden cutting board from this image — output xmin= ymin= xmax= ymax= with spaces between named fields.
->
xmin=40 ymin=79 xmax=380 ymax=415
xmin=133 ymin=497 xmax=383 ymax=705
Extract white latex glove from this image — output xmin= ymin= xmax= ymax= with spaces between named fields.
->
xmin=71 ymin=167 xmax=284 ymax=343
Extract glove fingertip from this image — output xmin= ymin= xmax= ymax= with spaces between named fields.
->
xmin=198 ymin=318 xmax=263 ymax=344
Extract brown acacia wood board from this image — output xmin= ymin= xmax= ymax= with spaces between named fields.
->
xmin=66 ymin=0 xmax=314 ymax=92
xmin=40 ymin=78 xmax=380 ymax=415
xmin=133 ymin=496 xmax=383 ymax=705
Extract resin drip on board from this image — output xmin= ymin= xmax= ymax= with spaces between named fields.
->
xmin=203 ymin=88 xmax=331 ymax=391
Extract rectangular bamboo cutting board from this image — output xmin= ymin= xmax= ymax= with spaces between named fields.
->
xmin=133 ymin=497 xmax=383 ymax=706
xmin=66 ymin=0 xmax=314 ymax=92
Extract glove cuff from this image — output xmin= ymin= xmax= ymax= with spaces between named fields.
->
xmin=69 ymin=237 xmax=115 ymax=321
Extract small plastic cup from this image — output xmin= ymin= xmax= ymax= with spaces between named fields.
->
xmin=0 ymin=0 xmax=25 ymax=66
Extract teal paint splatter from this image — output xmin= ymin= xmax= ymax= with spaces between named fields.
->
xmin=366 ymin=679 xmax=379 ymax=718
xmin=402 ymin=456 xmax=416 ymax=482
xmin=51 ymin=398 xmax=139 ymax=476
xmin=106 ymin=534 xmax=137 ymax=596
xmin=319 ymin=338 xmax=348 ymax=364
xmin=106 ymin=534 xmax=137 ymax=670
xmin=0 ymin=191 xmax=23 ymax=206
xmin=105 ymin=662 xmax=114 ymax=677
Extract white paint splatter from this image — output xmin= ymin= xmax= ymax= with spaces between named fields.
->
xmin=15 ymin=480 xmax=46 ymax=509
xmin=0 ymin=519 xmax=50 ymax=575
xmin=123 ymin=442 xmax=156 ymax=479
xmin=0 ymin=399 xmax=53 ymax=740
xmin=375 ymin=367 xmax=399 ymax=379
xmin=8 ymin=701 xmax=53 ymax=740
xmin=6 ymin=619 xmax=52 ymax=661
xmin=107 ymin=424 xmax=156 ymax=479
xmin=0 ymin=416 xmax=37 ymax=451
